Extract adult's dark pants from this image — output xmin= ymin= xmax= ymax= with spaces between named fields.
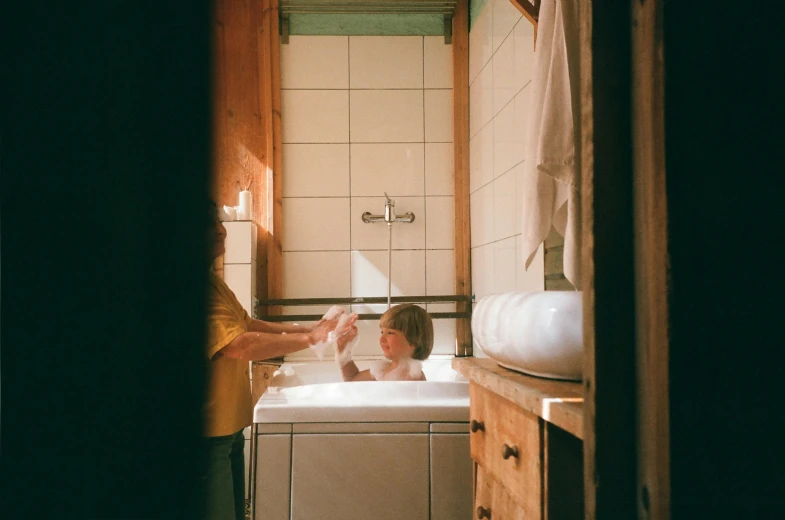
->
xmin=202 ymin=429 xmax=246 ymax=520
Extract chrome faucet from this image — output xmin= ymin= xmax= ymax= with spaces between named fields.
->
xmin=362 ymin=192 xmax=415 ymax=224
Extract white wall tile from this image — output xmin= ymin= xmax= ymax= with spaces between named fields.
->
xmin=513 ymin=87 xmax=531 ymax=165
xmin=283 ymin=144 xmax=350 ymax=197
xmin=493 ymin=100 xmax=518 ymax=178
xmin=283 ymin=251 xmax=351 ymax=298
xmin=493 ymin=170 xmax=516 ymax=241
xmin=424 ymin=37 xmax=452 ymax=88
xmin=349 ymin=36 xmax=423 ymax=89
xmin=282 ymin=90 xmax=349 ymax=143
xmin=432 ymin=318 xmax=457 ymax=356
xmin=425 ymin=143 xmax=453 ymax=196
xmin=513 ymin=20 xmax=536 ymax=92
xmin=470 ymin=183 xmax=494 ymax=247
xmin=494 ymin=237 xmax=517 ymax=294
xmin=516 ymin=236 xmax=545 ymax=291
xmin=223 ymin=221 xmax=255 ymax=264
xmin=424 ymin=90 xmax=453 ymax=143
xmin=351 ymin=304 xmax=386 ymax=357
xmin=281 ymin=36 xmax=348 ymax=89
xmin=351 ymin=250 xmax=426 ymax=297
xmin=469 ymin=63 xmax=494 ymax=139
xmin=281 ymin=304 xmax=332 ymax=318
xmin=471 ymin=244 xmax=495 ymax=300
xmin=491 ymin=0 xmax=522 ymax=53
xmin=224 ymin=263 xmax=254 ymax=315
xmin=426 ymin=249 xmax=455 ymax=296
xmin=282 ymin=198 xmax=350 ymax=251
xmin=513 ymin=161 xmax=525 ymax=235
xmin=426 ymin=196 xmax=454 ymax=250
xmin=492 ymin=34 xmax=516 ymax=116
xmin=350 ymin=143 xmax=424 ymax=197
xmin=351 ymin=197 xmax=425 ymax=250
xmin=350 ymin=90 xmax=423 ymax=143
xmin=469 ymin=3 xmax=493 ymax=84
xmin=469 ymin=122 xmax=494 ymax=193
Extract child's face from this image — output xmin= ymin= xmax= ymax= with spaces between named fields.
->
xmin=379 ymin=327 xmax=416 ymax=360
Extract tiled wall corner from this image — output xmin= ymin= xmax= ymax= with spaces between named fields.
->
xmin=469 ymin=0 xmax=545 ymax=357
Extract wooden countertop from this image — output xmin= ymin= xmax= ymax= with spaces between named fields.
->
xmin=453 ymin=358 xmax=584 ymax=439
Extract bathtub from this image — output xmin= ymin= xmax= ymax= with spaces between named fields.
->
xmin=254 ymin=358 xmax=469 ymax=423
xmin=251 ymin=358 xmax=472 ymax=520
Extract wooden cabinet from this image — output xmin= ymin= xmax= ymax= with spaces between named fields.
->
xmin=470 ymin=384 xmax=541 ymax=518
xmin=456 ymin=359 xmax=584 ymax=520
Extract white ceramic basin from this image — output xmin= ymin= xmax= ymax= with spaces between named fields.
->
xmin=472 ymin=291 xmax=583 ymax=381
xmin=254 ymin=381 xmax=469 ymax=423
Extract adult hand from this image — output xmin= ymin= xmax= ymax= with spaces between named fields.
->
xmin=308 ymin=317 xmax=338 ymax=345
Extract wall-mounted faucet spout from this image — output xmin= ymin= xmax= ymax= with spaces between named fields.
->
xmin=384 ymin=192 xmax=395 ymax=222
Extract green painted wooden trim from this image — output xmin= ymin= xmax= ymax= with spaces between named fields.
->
xmin=289 ymin=13 xmax=445 ymax=35
xmin=469 ymin=0 xmax=488 ymax=29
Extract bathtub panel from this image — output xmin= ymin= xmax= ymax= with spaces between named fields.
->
xmin=430 ymin=433 xmax=473 ymax=520
xmin=292 ymin=422 xmax=428 ymax=434
xmin=291 ymin=434 xmax=429 ymax=520
xmin=254 ymin=435 xmax=292 ymax=520
xmin=430 ymin=423 xmax=469 ymax=434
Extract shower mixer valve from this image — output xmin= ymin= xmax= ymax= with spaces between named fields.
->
xmin=362 ymin=192 xmax=415 ymax=224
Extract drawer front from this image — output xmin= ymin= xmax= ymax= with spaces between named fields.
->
xmin=474 ymin=465 xmax=494 ymax=520
xmin=474 ymin=465 xmax=527 ymax=520
xmin=492 ymin=478 xmax=526 ymax=520
xmin=469 ymin=383 xmax=541 ymax=516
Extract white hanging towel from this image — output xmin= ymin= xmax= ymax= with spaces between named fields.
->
xmin=520 ymin=0 xmax=582 ymax=289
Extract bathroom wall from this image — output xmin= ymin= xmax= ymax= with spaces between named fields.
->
xmin=469 ymin=0 xmax=545 ymax=356
xmin=278 ymin=35 xmax=456 ymax=359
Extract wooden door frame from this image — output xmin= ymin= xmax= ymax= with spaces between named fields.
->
xmin=581 ymin=1 xmax=669 ymax=518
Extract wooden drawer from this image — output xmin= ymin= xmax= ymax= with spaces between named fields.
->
xmin=474 ymin=465 xmax=526 ymax=520
xmin=469 ymin=383 xmax=542 ymax=517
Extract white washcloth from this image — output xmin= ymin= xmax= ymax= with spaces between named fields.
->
xmin=520 ymin=0 xmax=582 ymax=289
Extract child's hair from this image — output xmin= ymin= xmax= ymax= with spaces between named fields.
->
xmin=379 ymin=304 xmax=434 ymax=361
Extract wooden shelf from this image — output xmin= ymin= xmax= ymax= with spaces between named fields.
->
xmin=453 ymin=357 xmax=583 ymax=439
xmin=510 ymin=0 xmax=540 ymax=26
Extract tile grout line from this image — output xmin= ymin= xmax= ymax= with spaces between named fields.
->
xmin=423 ymin=35 xmax=428 ymax=298
xmin=348 ymin=35 xmax=353 ymax=301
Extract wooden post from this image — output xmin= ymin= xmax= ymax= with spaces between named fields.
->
xmin=260 ymin=0 xmax=283 ymax=318
xmin=632 ymin=0 xmax=670 ymax=519
xmin=452 ymin=0 xmax=472 ymax=356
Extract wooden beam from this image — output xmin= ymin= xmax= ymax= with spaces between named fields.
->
xmin=260 ymin=0 xmax=283 ymax=316
xmin=631 ymin=0 xmax=670 ymax=519
xmin=580 ymin=1 xmax=638 ymax=518
xmin=452 ymin=0 xmax=471 ymax=356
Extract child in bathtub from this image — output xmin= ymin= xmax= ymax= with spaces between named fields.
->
xmin=334 ymin=303 xmax=434 ymax=381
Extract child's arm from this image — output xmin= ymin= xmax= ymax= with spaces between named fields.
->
xmin=334 ymin=326 xmax=375 ymax=382
xmin=339 ymin=362 xmax=375 ymax=382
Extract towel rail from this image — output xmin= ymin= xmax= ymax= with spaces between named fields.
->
xmin=260 ymin=311 xmax=469 ymax=322
xmin=257 ymin=295 xmax=470 ymax=307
